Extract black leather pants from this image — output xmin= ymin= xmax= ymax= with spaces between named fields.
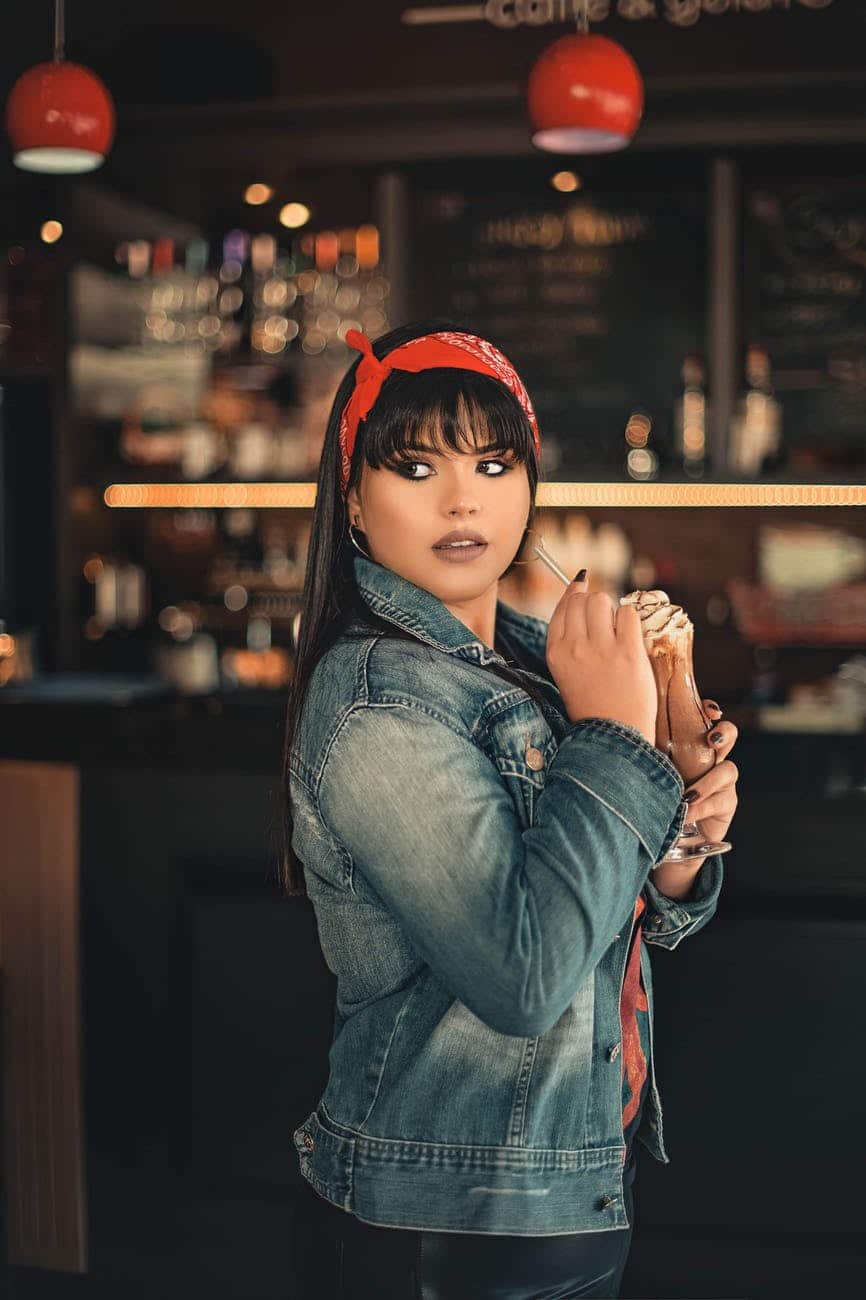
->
xmin=290 ymin=1163 xmax=636 ymax=1300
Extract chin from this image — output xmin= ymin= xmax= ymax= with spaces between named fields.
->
xmin=425 ymin=565 xmax=497 ymax=594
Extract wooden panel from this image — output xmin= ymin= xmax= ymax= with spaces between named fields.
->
xmin=0 ymin=761 xmax=87 ymax=1272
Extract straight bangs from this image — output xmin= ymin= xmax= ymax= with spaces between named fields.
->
xmin=352 ymin=367 xmax=536 ymax=481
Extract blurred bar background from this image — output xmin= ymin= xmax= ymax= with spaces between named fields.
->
xmin=1 ymin=3 xmax=865 ymax=1297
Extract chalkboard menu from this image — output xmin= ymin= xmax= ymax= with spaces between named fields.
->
xmin=411 ymin=177 xmax=707 ymax=480
xmin=745 ymin=183 xmax=866 ymax=476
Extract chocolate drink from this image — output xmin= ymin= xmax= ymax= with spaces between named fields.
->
xmin=619 ymin=589 xmax=716 ymax=787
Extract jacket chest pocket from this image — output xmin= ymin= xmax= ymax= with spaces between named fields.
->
xmin=486 ymin=698 xmax=558 ymax=828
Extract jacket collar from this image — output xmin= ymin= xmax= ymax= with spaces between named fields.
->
xmin=349 ymin=552 xmax=548 ymax=672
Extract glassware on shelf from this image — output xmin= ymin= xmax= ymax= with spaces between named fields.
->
xmin=728 ymin=344 xmax=782 ymax=477
xmin=673 ymin=354 xmax=708 ymax=479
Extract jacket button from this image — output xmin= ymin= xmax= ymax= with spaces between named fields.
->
xmin=599 ymin=1194 xmax=619 ymax=1210
xmin=651 ymin=915 xmax=663 ymax=928
xmin=303 ymin=1134 xmax=315 ymax=1151
xmin=525 ymin=745 xmax=545 ymax=770
xmin=607 ymin=1043 xmax=621 ymax=1062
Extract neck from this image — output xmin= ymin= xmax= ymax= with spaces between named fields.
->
xmin=441 ymin=582 xmax=498 ymax=650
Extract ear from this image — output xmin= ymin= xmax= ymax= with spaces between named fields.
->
xmin=346 ymin=484 xmax=362 ymax=529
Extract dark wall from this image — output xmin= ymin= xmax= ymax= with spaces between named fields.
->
xmin=3 ymin=3 xmax=865 ymax=106
xmin=0 ymin=375 xmax=58 ymax=664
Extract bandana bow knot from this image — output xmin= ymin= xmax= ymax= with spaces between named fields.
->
xmin=345 ymin=328 xmax=394 ymax=428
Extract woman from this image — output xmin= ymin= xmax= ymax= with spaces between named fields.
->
xmin=281 ymin=318 xmax=738 ymax=1298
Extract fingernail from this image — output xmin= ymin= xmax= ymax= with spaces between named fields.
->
xmin=705 ymin=700 xmax=722 ymax=713
xmin=709 ymin=730 xmax=724 ymax=744
xmin=573 ymin=568 xmax=587 ymax=583
xmin=684 ymin=789 xmax=699 ymax=803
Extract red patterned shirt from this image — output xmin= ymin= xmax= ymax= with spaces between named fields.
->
xmin=619 ymin=893 xmax=650 ymax=1165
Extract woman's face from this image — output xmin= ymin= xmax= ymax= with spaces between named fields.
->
xmin=346 ymin=418 xmax=532 ymax=605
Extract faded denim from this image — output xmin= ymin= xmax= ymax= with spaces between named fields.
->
xmin=289 ymin=552 xmax=724 ymax=1236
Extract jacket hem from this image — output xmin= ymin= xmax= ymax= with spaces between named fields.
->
xmin=294 ymin=1106 xmax=636 ymax=1234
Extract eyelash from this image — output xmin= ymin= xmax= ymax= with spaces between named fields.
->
xmin=393 ymin=457 xmax=513 ymax=481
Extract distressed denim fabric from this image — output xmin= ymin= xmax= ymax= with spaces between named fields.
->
xmin=289 ymin=552 xmax=724 ymax=1235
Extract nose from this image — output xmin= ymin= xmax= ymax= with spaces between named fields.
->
xmin=447 ymin=494 xmax=479 ymax=518
xmin=443 ymin=466 xmax=481 ymax=517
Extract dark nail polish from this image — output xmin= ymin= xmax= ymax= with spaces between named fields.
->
xmin=684 ymin=789 xmax=699 ymax=803
xmin=705 ymin=700 xmax=722 ymax=713
xmin=574 ymin=568 xmax=587 ymax=582
xmin=709 ymin=730 xmax=724 ymax=744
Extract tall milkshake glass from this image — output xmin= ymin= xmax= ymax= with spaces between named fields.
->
xmin=619 ymin=589 xmax=732 ymax=864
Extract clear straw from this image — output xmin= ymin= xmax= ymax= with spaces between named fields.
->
xmin=532 ymin=540 xmax=574 ymax=587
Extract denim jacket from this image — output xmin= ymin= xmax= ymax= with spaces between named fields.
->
xmin=289 ymin=552 xmax=724 ymax=1235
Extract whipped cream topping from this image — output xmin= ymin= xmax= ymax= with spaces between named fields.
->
xmin=619 ymin=588 xmax=692 ymax=643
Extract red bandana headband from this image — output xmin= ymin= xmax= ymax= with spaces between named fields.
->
xmin=338 ymin=328 xmax=541 ymax=497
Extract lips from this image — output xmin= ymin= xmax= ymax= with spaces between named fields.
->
xmin=432 ymin=536 xmax=489 ymax=564
xmin=432 ymin=529 xmax=488 ymax=549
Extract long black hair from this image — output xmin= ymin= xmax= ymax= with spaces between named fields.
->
xmin=277 ymin=317 xmax=547 ymax=896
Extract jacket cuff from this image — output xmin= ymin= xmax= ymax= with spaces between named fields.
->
xmin=642 ymin=852 xmax=725 ymax=949
xmin=550 ymin=717 xmax=686 ymax=867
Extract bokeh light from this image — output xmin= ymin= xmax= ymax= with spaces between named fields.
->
xmin=244 ymin=183 xmax=273 ymax=205
xmin=551 ymin=171 xmax=581 ymax=193
xmin=224 ymin=584 xmax=249 ymax=612
xmin=279 ymin=203 xmax=311 ymax=229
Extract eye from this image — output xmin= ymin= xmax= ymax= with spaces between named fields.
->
xmin=393 ymin=456 xmax=513 ymax=480
xmin=479 ymin=458 xmax=512 ymax=476
xmin=396 ymin=460 xmax=433 ymax=480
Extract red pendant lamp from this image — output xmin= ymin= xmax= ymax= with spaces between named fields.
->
xmin=6 ymin=0 xmax=115 ymax=174
xmin=527 ymin=5 xmax=643 ymax=155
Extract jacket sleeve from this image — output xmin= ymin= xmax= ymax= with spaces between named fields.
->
xmin=317 ymin=705 xmax=686 ymax=1038
xmin=642 ymin=852 xmax=724 ymax=950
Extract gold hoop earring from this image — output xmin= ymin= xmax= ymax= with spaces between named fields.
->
xmin=348 ymin=523 xmax=372 ymax=560
xmin=509 ymin=526 xmax=546 ymax=565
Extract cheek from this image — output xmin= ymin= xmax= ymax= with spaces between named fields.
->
xmin=364 ymin=487 xmax=418 ymax=539
xmin=503 ymin=472 xmax=532 ymax=522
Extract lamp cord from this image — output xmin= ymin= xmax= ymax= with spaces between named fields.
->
xmin=53 ymin=0 xmax=65 ymax=62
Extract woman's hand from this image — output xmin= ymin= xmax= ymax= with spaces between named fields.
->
xmin=685 ymin=700 xmax=739 ymax=846
xmin=545 ymin=570 xmax=658 ymax=745
xmin=651 ymin=700 xmax=738 ymax=901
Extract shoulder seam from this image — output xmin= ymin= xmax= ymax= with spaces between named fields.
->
xmin=315 ymin=698 xmax=472 ymax=796
xmin=356 ymin=631 xmax=384 ymax=704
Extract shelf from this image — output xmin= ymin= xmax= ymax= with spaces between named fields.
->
xmin=727 ymin=578 xmax=866 ymax=645
xmin=102 ymin=481 xmax=866 ymax=510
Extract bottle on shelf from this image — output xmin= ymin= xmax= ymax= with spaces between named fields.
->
xmin=728 ymin=345 xmax=783 ymax=478
xmin=672 ymin=354 xmax=708 ymax=479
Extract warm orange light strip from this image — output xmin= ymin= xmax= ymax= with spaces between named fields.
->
xmin=104 ymin=482 xmax=866 ymax=509
xmin=104 ymin=483 xmax=317 ymax=509
xmin=537 ymin=483 xmax=866 ymax=508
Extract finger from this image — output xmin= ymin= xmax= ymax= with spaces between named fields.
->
xmin=705 ymin=720 xmax=738 ymax=762
xmin=690 ymin=791 xmax=738 ymax=823
xmin=562 ymin=585 xmax=589 ymax=644
xmin=549 ymin=570 xmax=588 ymax=642
xmin=684 ymin=759 xmax=738 ymax=806
xmin=614 ymin=602 xmax=645 ymax=653
xmin=585 ymin=591 xmax=616 ymax=643
xmin=702 ymin=698 xmax=724 ymax=717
